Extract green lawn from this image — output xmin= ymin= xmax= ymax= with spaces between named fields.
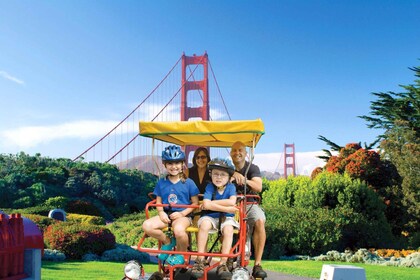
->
xmin=41 ymin=260 xmax=419 ymax=280
xmin=263 ymin=260 xmax=420 ymax=280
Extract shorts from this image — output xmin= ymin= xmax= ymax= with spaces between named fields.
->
xmin=197 ymin=216 xmax=240 ymax=233
xmin=245 ymin=204 xmax=265 ymax=233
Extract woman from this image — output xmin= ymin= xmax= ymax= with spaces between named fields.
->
xmin=186 ymin=147 xmax=211 ymax=194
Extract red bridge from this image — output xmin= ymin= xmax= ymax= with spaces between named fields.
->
xmin=73 ymin=52 xmax=296 ymax=177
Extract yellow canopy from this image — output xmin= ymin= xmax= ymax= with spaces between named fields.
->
xmin=139 ymin=119 xmax=264 ymax=148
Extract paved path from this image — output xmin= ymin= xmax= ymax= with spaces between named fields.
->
xmin=148 ymin=255 xmax=317 ymax=280
xmin=162 ymin=268 xmax=317 ymax=279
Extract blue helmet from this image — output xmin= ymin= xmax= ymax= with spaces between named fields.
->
xmin=208 ymin=157 xmax=235 ymax=176
xmin=162 ymin=145 xmax=185 ymax=163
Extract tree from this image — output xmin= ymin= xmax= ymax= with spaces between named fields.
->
xmin=316 ymin=143 xmax=403 ymax=237
xmin=360 ymin=65 xmax=420 ymax=246
xmin=381 ymin=120 xmax=420 ymax=245
xmin=359 ymin=66 xmax=420 ymax=140
xmin=0 ymin=153 xmax=156 ymax=219
xmin=317 ymin=136 xmax=378 ymax=162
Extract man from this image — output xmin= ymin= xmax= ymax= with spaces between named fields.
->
xmin=230 ymin=141 xmax=267 ymax=279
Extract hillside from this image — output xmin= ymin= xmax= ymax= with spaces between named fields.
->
xmin=117 ymin=155 xmax=285 ymax=180
xmin=117 ymin=155 xmax=162 ymax=174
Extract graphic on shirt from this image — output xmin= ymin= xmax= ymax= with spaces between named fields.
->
xmin=168 ymin=193 xmax=178 ymax=204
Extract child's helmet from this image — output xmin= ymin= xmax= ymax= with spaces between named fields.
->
xmin=162 ymin=145 xmax=185 ymax=163
xmin=208 ymin=157 xmax=235 ymax=176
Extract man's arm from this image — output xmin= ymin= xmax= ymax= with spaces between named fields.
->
xmin=232 ymin=172 xmax=262 ymax=193
xmin=246 ymin=176 xmax=262 ymax=193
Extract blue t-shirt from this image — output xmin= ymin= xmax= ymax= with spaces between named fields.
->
xmin=153 ymin=177 xmax=200 ymax=212
xmin=202 ymin=182 xmax=236 ymax=218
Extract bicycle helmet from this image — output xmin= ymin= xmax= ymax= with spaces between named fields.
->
xmin=162 ymin=145 xmax=185 ymax=163
xmin=208 ymin=157 xmax=235 ymax=176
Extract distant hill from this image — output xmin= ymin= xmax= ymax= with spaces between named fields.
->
xmin=261 ymin=170 xmax=282 ymax=180
xmin=117 ymin=155 xmax=162 ymax=175
xmin=118 ymin=156 xmax=284 ymax=180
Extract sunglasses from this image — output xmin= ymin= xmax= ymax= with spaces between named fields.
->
xmin=196 ymin=155 xmax=207 ymax=160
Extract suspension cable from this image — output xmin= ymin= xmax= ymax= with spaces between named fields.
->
xmin=151 ymin=56 xmax=205 ymax=121
xmin=209 ymin=59 xmax=231 ymax=120
xmin=73 ymin=56 xmax=182 ymax=161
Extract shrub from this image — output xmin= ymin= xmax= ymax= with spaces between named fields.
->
xmin=100 ymin=244 xmax=150 ymax=263
xmin=42 ymin=249 xmax=66 ymax=261
xmin=43 ymin=196 xmax=68 ymax=209
xmin=262 ymin=176 xmax=310 ymax=208
xmin=263 ymin=172 xmax=395 ymax=250
xmin=67 ymin=213 xmax=105 ymax=225
xmin=82 ymin=253 xmax=100 ymax=261
xmin=66 ymin=200 xmax=102 ymax=217
xmin=374 ymin=248 xmax=419 ymax=258
xmin=107 ymin=211 xmax=153 ymax=246
xmin=264 ymin=205 xmax=351 ymax=257
xmin=44 ymin=222 xmax=115 ymax=259
xmin=16 ymin=204 xmax=51 ymax=216
xmin=400 ymin=252 xmax=420 ymax=267
xmin=21 ymin=213 xmax=59 ymax=233
xmin=313 ymin=249 xmax=420 ymax=267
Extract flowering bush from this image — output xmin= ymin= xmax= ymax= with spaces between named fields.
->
xmin=44 ymin=221 xmax=115 ymax=259
xmin=314 ymin=249 xmax=420 ymax=267
xmin=374 ymin=248 xmax=419 ymax=258
xmin=67 ymin=213 xmax=105 ymax=225
xmin=22 ymin=213 xmax=59 ymax=233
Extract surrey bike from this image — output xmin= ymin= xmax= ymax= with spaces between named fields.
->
xmin=122 ymin=119 xmax=266 ymax=280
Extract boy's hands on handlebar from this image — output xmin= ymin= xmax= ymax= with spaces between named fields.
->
xmin=225 ymin=206 xmax=239 ymax=214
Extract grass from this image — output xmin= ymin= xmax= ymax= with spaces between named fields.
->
xmin=263 ymin=260 xmax=419 ymax=280
xmin=41 ymin=260 xmax=419 ymax=280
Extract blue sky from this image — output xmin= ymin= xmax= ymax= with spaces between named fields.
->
xmin=1 ymin=0 xmax=419 ymax=165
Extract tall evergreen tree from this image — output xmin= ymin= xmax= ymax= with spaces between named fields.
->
xmin=360 ymin=65 xmax=420 ymax=246
xmin=359 ymin=66 xmax=420 ymax=140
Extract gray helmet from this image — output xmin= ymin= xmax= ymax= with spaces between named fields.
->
xmin=162 ymin=145 xmax=185 ymax=163
xmin=208 ymin=157 xmax=235 ymax=176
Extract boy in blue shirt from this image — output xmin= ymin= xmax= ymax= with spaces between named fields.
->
xmin=191 ymin=158 xmax=238 ymax=280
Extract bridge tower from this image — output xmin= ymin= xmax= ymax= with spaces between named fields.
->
xmin=284 ymin=143 xmax=296 ymax=178
xmin=181 ymin=53 xmax=209 ymax=161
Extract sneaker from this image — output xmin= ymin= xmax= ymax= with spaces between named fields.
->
xmin=226 ymin=258 xmax=234 ymax=272
xmin=148 ymin=271 xmax=164 ymax=280
xmin=166 ymin=254 xmax=185 ymax=265
xmin=157 ymin=237 xmax=176 ymax=261
xmin=217 ymin=263 xmax=232 ymax=280
xmin=191 ymin=258 xmax=207 ymax=278
xmin=252 ymin=264 xmax=267 ymax=279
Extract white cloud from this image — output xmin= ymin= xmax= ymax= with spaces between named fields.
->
xmin=0 ymin=120 xmax=134 ymax=149
xmin=137 ymin=102 xmax=227 ymax=121
xmin=0 ymin=71 xmax=25 ymax=85
xmin=253 ymin=151 xmax=326 ymax=175
xmin=209 ymin=107 xmax=227 ymax=120
xmin=137 ymin=103 xmax=179 ymax=121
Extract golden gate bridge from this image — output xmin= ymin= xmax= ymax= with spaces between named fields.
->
xmin=73 ymin=52 xmax=296 ymax=177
